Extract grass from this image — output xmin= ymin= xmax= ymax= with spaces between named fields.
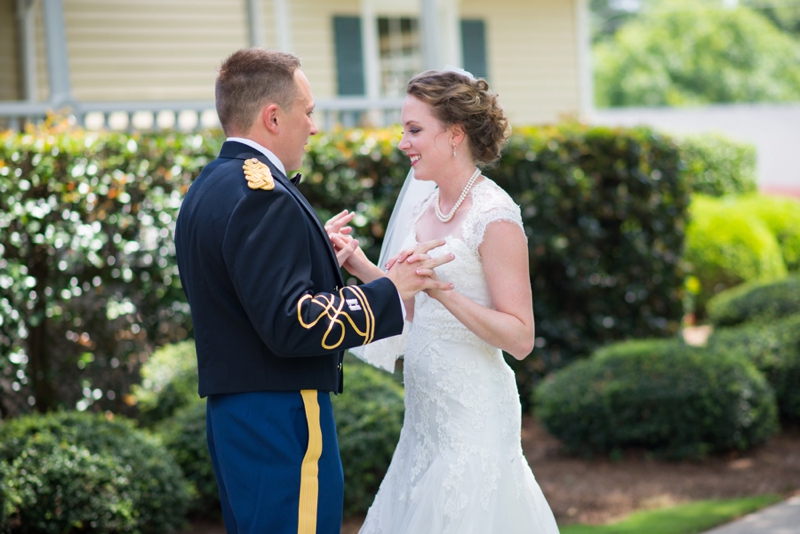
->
xmin=559 ymin=494 xmax=783 ymax=534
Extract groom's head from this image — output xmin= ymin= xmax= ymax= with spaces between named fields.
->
xmin=216 ymin=48 xmax=318 ymax=171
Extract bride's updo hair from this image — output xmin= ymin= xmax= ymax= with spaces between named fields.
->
xmin=406 ymin=69 xmax=509 ymax=166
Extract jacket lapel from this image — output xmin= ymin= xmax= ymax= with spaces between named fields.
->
xmin=220 ymin=142 xmax=344 ymax=285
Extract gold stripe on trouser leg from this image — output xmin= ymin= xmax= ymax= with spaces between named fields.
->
xmin=298 ymin=389 xmax=323 ymax=534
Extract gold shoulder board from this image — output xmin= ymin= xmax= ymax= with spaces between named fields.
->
xmin=243 ymin=158 xmax=275 ymax=191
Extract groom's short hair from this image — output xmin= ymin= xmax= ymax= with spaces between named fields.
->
xmin=215 ymin=48 xmax=301 ymax=136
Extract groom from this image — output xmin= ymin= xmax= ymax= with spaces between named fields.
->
xmin=175 ymin=48 xmax=451 ymax=534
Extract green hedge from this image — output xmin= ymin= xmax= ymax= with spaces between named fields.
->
xmin=332 ymin=356 xmax=405 ymax=517
xmin=0 ymin=411 xmax=191 ymax=532
xmin=131 ymin=340 xmax=199 ymax=426
xmin=684 ymin=195 xmax=788 ymax=316
xmin=2 ymin=122 xmax=693 ymax=414
xmin=677 ymin=133 xmax=757 ymax=197
xmin=492 ymin=124 xmax=687 ymax=402
xmin=707 ymin=276 xmax=800 ymax=328
xmin=708 ymin=314 xmax=800 ymax=423
xmin=535 ymin=339 xmax=778 ymax=458
xmin=0 ymin=120 xmax=216 ymax=416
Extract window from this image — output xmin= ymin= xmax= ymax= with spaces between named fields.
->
xmin=377 ymin=17 xmax=422 ymax=97
xmin=332 ymin=16 xmax=487 ymax=97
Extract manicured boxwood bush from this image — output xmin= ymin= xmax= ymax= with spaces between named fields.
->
xmin=736 ymin=194 xmax=800 ymax=272
xmin=677 ymin=133 xmax=757 ymax=197
xmin=685 ymin=195 xmax=787 ymax=315
xmin=156 ymin=399 xmax=220 ymax=519
xmin=333 ymin=356 xmax=405 ymax=518
xmin=0 ymin=411 xmax=191 ymax=533
xmin=0 ymin=436 xmax=136 ymax=533
xmin=535 ymin=338 xmax=778 ymax=458
xmin=131 ymin=340 xmax=199 ymax=426
xmin=707 ymin=276 xmax=800 ymax=328
xmin=708 ymin=314 xmax=800 ymax=423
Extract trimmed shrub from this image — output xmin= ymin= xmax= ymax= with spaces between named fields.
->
xmin=535 ymin=338 xmax=778 ymax=458
xmin=678 ymin=133 xmax=757 ymax=197
xmin=707 ymin=276 xmax=800 ymax=328
xmin=131 ymin=340 xmax=199 ymax=426
xmin=333 ymin=356 xmax=405 ymax=517
xmin=157 ymin=399 xmax=220 ymax=519
xmin=737 ymin=194 xmax=800 ymax=272
xmin=0 ymin=436 xmax=136 ymax=533
xmin=0 ymin=411 xmax=191 ymax=533
xmin=685 ymin=195 xmax=787 ymax=315
xmin=708 ymin=314 xmax=800 ymax=423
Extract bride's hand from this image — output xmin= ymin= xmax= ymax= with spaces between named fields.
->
xmin=384 ymin=240 xmax=447 ymax=270
xmin=422 ymin=269 xmax=448 ymax=301
xmin=325 ymin=209 xmax=354 ymax=238
xmin=329 ymin=233 xmax=359 ymax=267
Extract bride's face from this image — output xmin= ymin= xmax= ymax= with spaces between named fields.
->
xmin=398 ymin=95 xmax=454 ymax=182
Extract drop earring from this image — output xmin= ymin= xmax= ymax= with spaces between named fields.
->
xmin=452 ymin=143 xmax=457 ymax=158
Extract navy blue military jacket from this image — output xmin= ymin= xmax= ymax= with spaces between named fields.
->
xmin=175 ymin=141 xmax=404 ymax=396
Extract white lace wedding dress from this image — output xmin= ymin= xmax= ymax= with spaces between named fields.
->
xmin=357 ymin=178 xmax=560 ymax=534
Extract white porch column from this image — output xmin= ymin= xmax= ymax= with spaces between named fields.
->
xmin=575 ymin=0 xmax=594 ymax=120
xmin=420 ymin=0 xmax=441 ymax=70
xmin=42 ymin=0 xmax=72 ymax=108
xmin=273 ymin=0 xmax=293 ymax=52
xmin=246 ymin=0 xmax=266 ymax=48
xmin=440 ymin=0 xmax=462 ymax=68
xmin=16 ymin=0 xmax=38 ymax=101
xmin=360 ymin=0 xmax=381 ymax=100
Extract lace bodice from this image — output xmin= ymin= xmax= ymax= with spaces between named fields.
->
xmin=354 ymin=178 xmax=524 ymax=370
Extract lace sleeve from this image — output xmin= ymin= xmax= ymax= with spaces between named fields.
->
xmin=348 ymin=320 xmax=411 ymax=373
xmin=463 ymin=180 xmax=525 ymax=253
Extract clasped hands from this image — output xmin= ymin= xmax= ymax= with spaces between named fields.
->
xmin=325 ymin=210 xmax=454 ymax=301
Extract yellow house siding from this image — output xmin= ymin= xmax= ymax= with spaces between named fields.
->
xmin=34 ymin=0 xmax=49 ymax=102
xmin=462 ymin=0 xmax=580 ymax=125
xmin=290 ymin=0 xmax=360 ymax=100
xmin=60 ymin=0 xmax=248 ymax=101
xmin=0 ymin=0 xmax=20 ymax=100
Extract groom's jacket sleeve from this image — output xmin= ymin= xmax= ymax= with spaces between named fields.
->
xmin=222 ymin=185 xmax=404 ymax=357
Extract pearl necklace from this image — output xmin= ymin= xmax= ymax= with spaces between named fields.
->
xmin=435 ymin=168 xmax=482 ymax=223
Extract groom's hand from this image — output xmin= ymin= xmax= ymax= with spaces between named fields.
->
xmin=386 ymin=239 xmax=455 ymax=301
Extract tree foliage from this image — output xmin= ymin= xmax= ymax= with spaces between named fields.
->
xmin=594 ymin=0 xmax=800 ymax=107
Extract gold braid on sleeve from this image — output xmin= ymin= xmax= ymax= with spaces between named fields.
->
xmin=296 ymin=287 xmax=375 ymax=349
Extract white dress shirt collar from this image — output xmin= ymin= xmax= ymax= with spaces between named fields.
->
xmin=226 ymin=137 xmax=287 ymax=177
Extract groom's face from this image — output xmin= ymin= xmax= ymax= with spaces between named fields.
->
xmin=277 ymin=69 xmax=318 ymax=171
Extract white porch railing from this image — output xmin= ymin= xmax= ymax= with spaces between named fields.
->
xmin=0 ymin=97 xmax=405 ymax=132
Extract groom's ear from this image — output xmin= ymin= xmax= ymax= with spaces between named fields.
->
xmin=262 ymin=104 xmax=281 ymax=135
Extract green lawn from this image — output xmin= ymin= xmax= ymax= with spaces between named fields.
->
xmin=559 ymin=495 xmax=782 ymax=534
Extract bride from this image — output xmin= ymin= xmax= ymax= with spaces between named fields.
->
xmin=332 ymin=69 xmax=560 ymax=534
